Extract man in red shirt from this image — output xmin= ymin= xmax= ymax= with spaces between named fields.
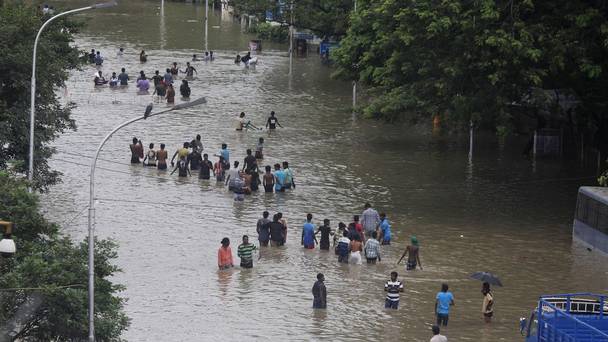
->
xmin=348 ymin=215 xmax=364 ymax=241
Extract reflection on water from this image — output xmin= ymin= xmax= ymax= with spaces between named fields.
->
xmin=42 ymin=0 xmax=608 ymax=341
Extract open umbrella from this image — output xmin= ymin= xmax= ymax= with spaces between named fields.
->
xmin=470 ymin=272 xmax=503 ymax=287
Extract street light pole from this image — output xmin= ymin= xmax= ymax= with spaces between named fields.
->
xmin=28 ymin=2 xmax=117 ymax=192
xmin=204 ymin=0 xmax=209 ymax=52
xmin=87 ymin=97 xmax=206 ymax=341
xmin=288 ymin=1 xmax=294 ymax=75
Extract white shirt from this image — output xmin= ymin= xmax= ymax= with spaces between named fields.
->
xmin=430 ymin=334 xmax=448 ymax=342
xmin=234 ymin=117 xmax=245 ymax=130
xmin=227 ymin=168 xmax=240 ymax=182
xmin=338 ymin=237 xmax=350 ymax=244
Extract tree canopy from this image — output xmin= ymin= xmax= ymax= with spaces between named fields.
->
xmin=0 ymin=172 xmax=129 ymax=340
xmin=333 ymin=0 xmax=608 ymax=136
xmin=0 ymin=4 xmax=129 ymax=340
xmin=0 ymin=5 xmax=81 ymax=189
xmin=230 ymin=0 xmax=354 ymax=39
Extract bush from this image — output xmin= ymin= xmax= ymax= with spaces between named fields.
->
xmin=249 ymin=22 xmax=289 ymax=43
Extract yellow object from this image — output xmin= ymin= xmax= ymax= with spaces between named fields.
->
xmin=0 ymin=221 xmax=14 ymax=234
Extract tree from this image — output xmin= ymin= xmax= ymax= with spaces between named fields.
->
xmin=0 ymin=5 xmax=82 ymax=190
xmin=333 ymin=0 xmax=608 ymax=143
xmin=0 ymin=172 xmax=130 ymax=340
xmin=230 ymin=0 xmax=354 ymax=39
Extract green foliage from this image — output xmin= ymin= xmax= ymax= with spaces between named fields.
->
xmin=0 ymin=5 xmax=82 ymax=190
xmin=230 ymin=0 xmax=275 ymax=22
xmin=333 ymin=0 xmax=608 ymax=133
xmin=249 ymin=22 xmax=289 ymax=43
xmin=0 ymin=172 xmax=129 ymax=341
xmin=230 ymin=0 xmax=354 ymax=39
xmin=599 ymin=170 xmax=608 ymax=187
xmin=293 ymin=0 xmax=353 ymax=39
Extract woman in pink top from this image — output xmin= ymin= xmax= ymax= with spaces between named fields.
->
xmin=218 ymin=237 xmax=233 ymax=269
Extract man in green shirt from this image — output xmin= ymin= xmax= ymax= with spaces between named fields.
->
xmin=237 ymin=235 xmax=257 ymax=268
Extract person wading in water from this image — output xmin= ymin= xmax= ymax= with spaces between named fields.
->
xmin=397 ymin=236 xmax=423 ymax=270
xmin=312 ymin=273 xmax=327 ymax=309
xmin=130 ymin=137 xmax=143 ymax=164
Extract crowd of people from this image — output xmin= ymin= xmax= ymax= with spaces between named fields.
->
xmin=86 ymin=48 xmax=219 ymax=103
xmin=106 ymin=43 xmax=495 ymax=342
xmin=215 ymin=202 xmax=496 ymax=341
xmin=218 ymin=204 xmax=395 ymax=267
xmin=128 ymin=109 xmax=292 ymax=201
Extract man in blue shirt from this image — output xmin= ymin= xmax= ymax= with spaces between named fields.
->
xmin=379 ymin=212 xmax=391 ymax=245
xmin=302 ymin=213 xmax=317 ymax=249
xmin=273 ymin=163 xmax=285 ymax=192
xmin=215 ymin=143 xmax=229 ymax=164
xmin=435 ymin=283 xmax=455 ymax=326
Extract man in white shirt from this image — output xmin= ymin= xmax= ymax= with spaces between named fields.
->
xmin=234 ymin=112 xmax=246 ymax=131
xmin=430 ymin=325 xmax=448 ymax=342
xmin=225 ymin=161 xmax=241 ymax=191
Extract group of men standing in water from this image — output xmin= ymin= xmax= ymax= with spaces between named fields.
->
xmin=87 ymin=47 xmax=217 ymax=104
xmin=127 ymin=109 xmax=294 ymax=200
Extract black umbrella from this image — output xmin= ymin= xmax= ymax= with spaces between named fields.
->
xmin=470 ymin=272 xmax=503 ymax=287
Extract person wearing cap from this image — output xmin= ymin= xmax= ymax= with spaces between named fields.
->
xmin=218 ymin=237 xmax=233 ymax=270
xmin=312 ymin=273 xmax=327 ymax=309
xmin=397 ymin=236 xmax=423 ymax=270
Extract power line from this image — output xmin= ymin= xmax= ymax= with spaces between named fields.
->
xmin=56 ymin=205 xmax=89 ymax=228
xmin=94 ymin=197 xmax=227 ymax=210
xmin=57 ymin=150 xmax=133 ymax=167
xmin=53 ymin=155 xmax=595 ymax=189
xmin=52 ymin=158 xmax=173 ymax=182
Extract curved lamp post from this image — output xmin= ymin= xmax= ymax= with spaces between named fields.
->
xmin=28 ymin=1 xmax=118 ymax=192
xmin=87 ymin=97 xmax=206 ymax=341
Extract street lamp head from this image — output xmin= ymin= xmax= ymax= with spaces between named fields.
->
xmin=0 ymin=237 xmax=16 ymax=257
xmin=0 ymin=221 xmax=16 ymax=257
xmin=92 ymin=1 xmax=118 ymax=9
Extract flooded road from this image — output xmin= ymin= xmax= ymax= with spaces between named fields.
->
xmin=42 ymin=1 xmax=608 ymax=341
